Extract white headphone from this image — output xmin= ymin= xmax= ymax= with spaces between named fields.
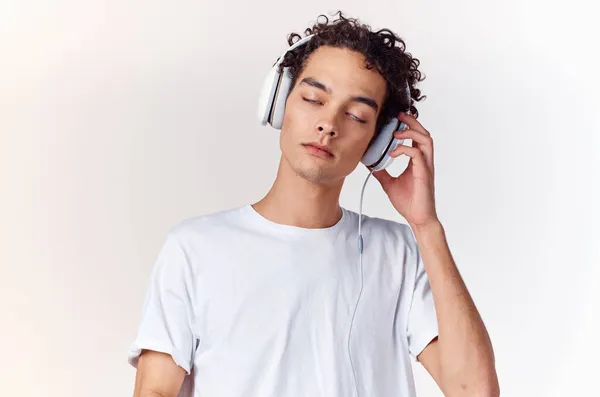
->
xmin=257 ymin=34 xmax=412 ymax=171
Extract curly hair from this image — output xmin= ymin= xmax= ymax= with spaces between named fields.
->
xmin=279 ymin=11 xmax=426 ymax=134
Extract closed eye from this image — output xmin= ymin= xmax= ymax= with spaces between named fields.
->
xmin=347 ymin=113 xmax=366 ymax=123
xmin=303 ymin=97 xmax=366 ymax=123
xmin=302 ymin=97 xmax=322 ymax=105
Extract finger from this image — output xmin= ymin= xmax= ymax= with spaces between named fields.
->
xmin=389 ymin=144 xmax=422 ymax=160
xmin=398 ymin=112 xmax=430 ymax=136
xmin=395 ymin=128 xmax=432 ymax=146
xmin=388 ymin=145 xmax=428 ymax=177
xmin=394 ymin=129 xmax=434 ymax=172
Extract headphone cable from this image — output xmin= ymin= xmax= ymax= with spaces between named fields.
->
xmin=347 ymin=168 xmax=374 ymax=397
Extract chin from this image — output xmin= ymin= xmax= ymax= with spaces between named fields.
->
xmin=281 ymin=146 xmax=347 ymax=185
xmin=293 ymin=161 xmax=343 ymax=185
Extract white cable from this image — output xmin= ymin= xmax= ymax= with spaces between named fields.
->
xmin=348 ymin=168 xmax=374 ymax=397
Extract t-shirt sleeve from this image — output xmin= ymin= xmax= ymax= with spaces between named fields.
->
xmin=406 ymin=243 xmax=439 ymax=361
xmin=127 ymin=232 xmax=197 ymax=374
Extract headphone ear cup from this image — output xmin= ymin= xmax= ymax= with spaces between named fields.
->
xmin=257 ymin=65 xmax=281 ymax=126
xmin=371 ymin=136 xmax=405 ymax=171
xmin=361 ymin=118 xmax=405 ymax=170
xmin=270 ymin=67 xmax=293 ymax=130
xmin=258 ymin=34 xmax=315 ymax=129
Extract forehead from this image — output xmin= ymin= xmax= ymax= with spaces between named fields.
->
xmin=298 ymin=45 xmax=387 ymax=102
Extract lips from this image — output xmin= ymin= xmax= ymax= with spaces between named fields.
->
xmin=303 ymin=143 xmax=334 ymax=158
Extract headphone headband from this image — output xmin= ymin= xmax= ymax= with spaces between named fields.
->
xmin=273 ymin=34 xmax=315 ymax=68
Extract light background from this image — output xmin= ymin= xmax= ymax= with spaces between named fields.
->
xmin=1 ymin=1 xmax=598 ymax=396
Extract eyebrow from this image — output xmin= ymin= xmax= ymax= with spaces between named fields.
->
xmin=299 ymin=77 xmax=379 ymax=113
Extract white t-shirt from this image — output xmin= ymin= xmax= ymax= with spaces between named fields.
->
xmin=127 ymin=204 xmax=438 ymax=397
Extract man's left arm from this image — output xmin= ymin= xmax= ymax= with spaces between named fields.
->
xmin=371 ymin=111 xmax=499 ymax=397
xmin=412 ymin=221 xmax=499 ymax=397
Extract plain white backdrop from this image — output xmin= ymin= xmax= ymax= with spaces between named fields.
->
xmin=1 ymin=1 xmax=598 ymax=396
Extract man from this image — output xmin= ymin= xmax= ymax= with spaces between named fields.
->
xmin=128 ymin=11 xmax=499 ymax=397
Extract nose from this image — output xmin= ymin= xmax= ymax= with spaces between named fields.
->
xmin=317 ymin=125 xmax=335 ymax=137
xmin=315 ymin=106 xmax=339 ymax=138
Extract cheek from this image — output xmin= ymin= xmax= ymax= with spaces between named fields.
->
xmin=282 ymin=104 xmax=316 ymax=144
xmin=284 ymin=97 xmax=312 ymax=127
xmin=345 ymin=128 xmax=375 ymax=154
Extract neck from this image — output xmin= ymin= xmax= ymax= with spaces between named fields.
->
xmin=252 ymin=156 xmax=344 ymax=229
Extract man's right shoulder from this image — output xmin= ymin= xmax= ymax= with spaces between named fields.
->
xmin=166 ymin=204 xmax=249 ymax=241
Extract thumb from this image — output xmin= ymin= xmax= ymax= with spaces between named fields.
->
xmin=371 ymin=168 xmax=394 ymax=191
